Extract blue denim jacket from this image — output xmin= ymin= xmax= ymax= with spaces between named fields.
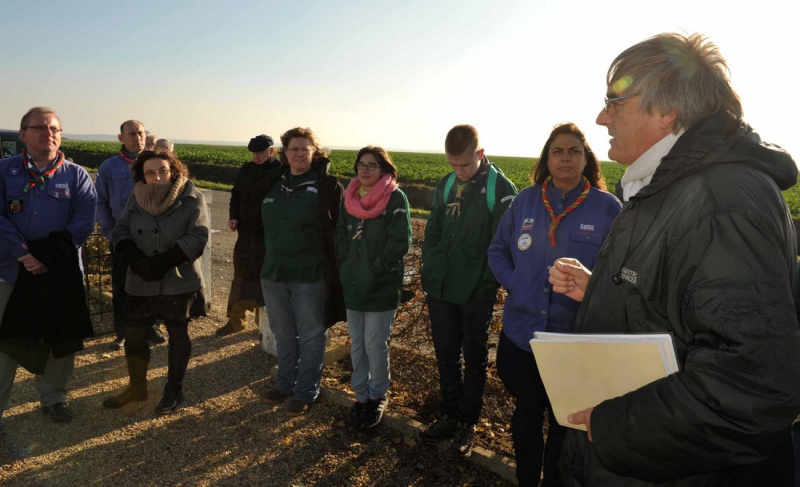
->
xmin=0 ymin=154 xmax=97 ymax=284
xmin=488 ymin=183 xmax=621 ymax=351
xmin=96 ymin=154 xmax=136 ymax=240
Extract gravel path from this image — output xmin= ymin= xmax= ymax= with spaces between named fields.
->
xmin=0 ymin=190 xmax=511 ymax=487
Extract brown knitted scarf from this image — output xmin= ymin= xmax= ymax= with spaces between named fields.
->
xmin=133 ymin=174 xmax=188 ymax=216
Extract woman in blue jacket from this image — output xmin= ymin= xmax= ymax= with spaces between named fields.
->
xmin=488 ymin=123 xmax=621 ymax=486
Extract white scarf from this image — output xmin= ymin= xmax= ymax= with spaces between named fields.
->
xmin=620 ymin=129 xmax=685 ymax=201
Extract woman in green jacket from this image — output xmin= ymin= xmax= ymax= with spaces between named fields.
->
xmin=336 ymin=146 xmax=411 ymax=428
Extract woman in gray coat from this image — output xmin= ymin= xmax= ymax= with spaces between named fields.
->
xmin=102 ymin=151 xmax=209 ymax=414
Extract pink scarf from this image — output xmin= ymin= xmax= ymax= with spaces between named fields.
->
xmin=344 ymin=174 xmax=398 ymax=219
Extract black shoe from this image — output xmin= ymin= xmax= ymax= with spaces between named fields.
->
xmin=41 ymin=402 xmax=72 ymax=423
xmin=285 ymin=399 xmax=311 ymax=417
xmin=450 ymin=422 xmax=476 ymax=456
xmin=147 ymin=325 xmax=167 ymax=344
xmin=215 ymin=322 xmax=244 ymax=337
xmin=154 ymin=388 xmax=183 ymax=414
xmin=110 ymin=337 xmax=125 ymax=350
xmin=264 ymin=388 xmax=289 ymax=404
xmin=362 ymin=397 xmax=387 ymax=428
xmin=103 ymin=387 xmax=148 ymax=409
xmin=348 ymin=401 xmax=367 ymax=428
xmin=419 ymin=415 xmax=457 ymax=443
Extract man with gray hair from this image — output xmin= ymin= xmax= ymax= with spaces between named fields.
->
xmin=549 ymin=33 xmax=800 ymax=485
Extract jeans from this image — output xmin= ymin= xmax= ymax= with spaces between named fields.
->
xmin=347 ymin=308 xmax=396 ymax=403
xmin=261 ymin=278 xmax=327 ymax=403
xmin=125 ymin=318 xmax=192 ymax=392
xmin=0 ymin=282 xmax=74 ymax=415
xmin=496 ymin=330 xmax=566 ymax=487
xmin=426 ymin=294 xmax=494 ymax=425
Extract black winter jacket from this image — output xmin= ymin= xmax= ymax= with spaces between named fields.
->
xmin=229 ymin=158 xmax=281 ymax=305
xmin=561 ymin=112 xmax=800 ymax=486
xmin=0 ymin=231 xmax=93 ymax=373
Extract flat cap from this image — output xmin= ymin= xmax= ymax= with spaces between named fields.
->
xmin=248 ymin=134 xmax=274 ymax=152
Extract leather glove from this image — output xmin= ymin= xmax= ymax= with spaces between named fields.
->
xmin=147 ymin=246 xmax=190 ymax=281
xmin=115 ymin=239 xmax=147 ymax=266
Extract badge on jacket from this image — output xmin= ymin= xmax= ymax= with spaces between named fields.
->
xmin=518 ymin=233 xmax=532 ymax=250
xmin=8 ymin=199 xmax=23 ymax=214
xmin=522 ymin=218 xmax=534 ymax=230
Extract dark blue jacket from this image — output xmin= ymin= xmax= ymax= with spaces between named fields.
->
xmin=488 ymin=182 xmax=620 ymax=351
xmin=0 ymin=154 xmax=97 ymax=284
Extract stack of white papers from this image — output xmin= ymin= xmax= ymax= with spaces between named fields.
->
xmin=529 ymin=332 xmax=679 ymax=431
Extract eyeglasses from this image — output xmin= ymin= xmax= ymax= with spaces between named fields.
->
xmin=604 ymin=94 xmax=638 ymax=113
xmin=287 ymin=147 xmax=314 ymax=154
xmin=144 ymin=167 xmax=171 ymax=178
xmin=25 ymin=125 xmax=62 ymax=134
xmin=356 ymin=162 xmax=379 ymax=171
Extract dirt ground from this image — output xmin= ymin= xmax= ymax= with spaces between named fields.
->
xmin=0 ymin=190 xmax=515 ymax=487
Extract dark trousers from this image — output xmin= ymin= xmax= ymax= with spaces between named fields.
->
xmin=124 ymin=318 xmax=191 ymax=392
xmin=497 ymin=330 xmax=566 ymax=487
xmin=226 ymin=250 xmax=261 ymax=328
xmin=426 ymin=294 xmax=494 ymax=425
xmin=112 ymin=250 xmax=157 ymax=339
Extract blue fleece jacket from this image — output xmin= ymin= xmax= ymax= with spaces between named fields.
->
xmin=488 ymin=183 xmax=621 ymax=351
xmin=95 ymin=151 xmax=136 ymax=240
xmin=0 ymin=154 xmax=97 ymax=284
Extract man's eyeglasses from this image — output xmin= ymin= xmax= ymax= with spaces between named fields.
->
xmin=356 ymin=163 xmax=379 ymax=171
xmin=604 ymin=94 xmax=637 ymax=113
xmin=25 ymin=125 xmax=62 ymax=134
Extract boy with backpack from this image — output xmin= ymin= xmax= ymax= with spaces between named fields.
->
xmin=420 ymin=124 xmax=516 ymax=455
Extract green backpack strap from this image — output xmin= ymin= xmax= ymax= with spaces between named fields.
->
xmin=486 ymin=165 xmax=497 ymax=213
xmin=442 ymin=172 xmax=457 ymax=206
xmin=441 ymin=166 xmax=498 ymax=213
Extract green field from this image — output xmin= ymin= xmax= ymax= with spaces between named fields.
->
xmin=60 ymin=140 xmax=800 ymax=217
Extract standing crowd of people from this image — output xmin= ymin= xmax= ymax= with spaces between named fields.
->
xmin=2 ymin=32 xmax=800 ymax=486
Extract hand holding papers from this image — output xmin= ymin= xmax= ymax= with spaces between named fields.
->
xmin=529 ymin=332 xmax=679 ymax=431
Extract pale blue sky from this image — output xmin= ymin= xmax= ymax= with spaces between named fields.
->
xmin=1 ymin=0 xmax=797 ymax=159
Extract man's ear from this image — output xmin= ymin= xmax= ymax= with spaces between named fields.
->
xmin=118 ymin=133 xmax=124 ymax=144
xmin=659 ymin=111 xmax=678 ymax=131
xmin=477 ymin=148 xmax=485 ymax=160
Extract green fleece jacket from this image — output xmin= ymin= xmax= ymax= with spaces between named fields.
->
xmin=421 ymin=160 xmax=516 ymax=304
xmin=336 ymin=189 xmax=411 ymax=311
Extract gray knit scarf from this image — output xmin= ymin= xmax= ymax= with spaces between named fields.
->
xmin=133 ymin=174 xmax=188 ymax=216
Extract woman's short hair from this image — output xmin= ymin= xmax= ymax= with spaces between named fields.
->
xmin=353 ymin=146 xmax=398 ymax=179
xmin=277 ymin=127 xmax=329 ymax=165
xmin=531 ymin=123 xmax=606 ymax=190
xmin=131 ymin=150 xmax=190 ymax=183
xmin=607 ymin=32 xmax=742 ymax=132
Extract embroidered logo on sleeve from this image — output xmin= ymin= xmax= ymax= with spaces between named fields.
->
xmin=580 ymin=223 xmax=595 ymax=231
xmin=522 ymin=218 xmax=535 ymax=230
xmin=8 ymin=167 xmax=21 ymax=176
xmin=8 ymin=199 xmax=23 ymax=214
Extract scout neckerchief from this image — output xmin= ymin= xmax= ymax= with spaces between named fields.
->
xmin=119 ymin=146 xmax=136 ymax=163
xmin=22 ymin=150 xmax=65 ymax=193
xmin=541 ymin=176 xmax=590 ymax=247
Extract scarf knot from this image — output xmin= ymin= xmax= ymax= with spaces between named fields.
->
xmin=541 ymin=176 xmax=591 ymax=247
xmin=344 ymin=174 xmax=398 ymax=219
xmin=22 ymin=150 xmax=65 ymax=193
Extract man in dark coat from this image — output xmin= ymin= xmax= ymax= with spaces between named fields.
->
xmin=549 ymin=33 xmax=800 ymax=486
xmin=216 ymin=134 xmax=280 ymax=336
